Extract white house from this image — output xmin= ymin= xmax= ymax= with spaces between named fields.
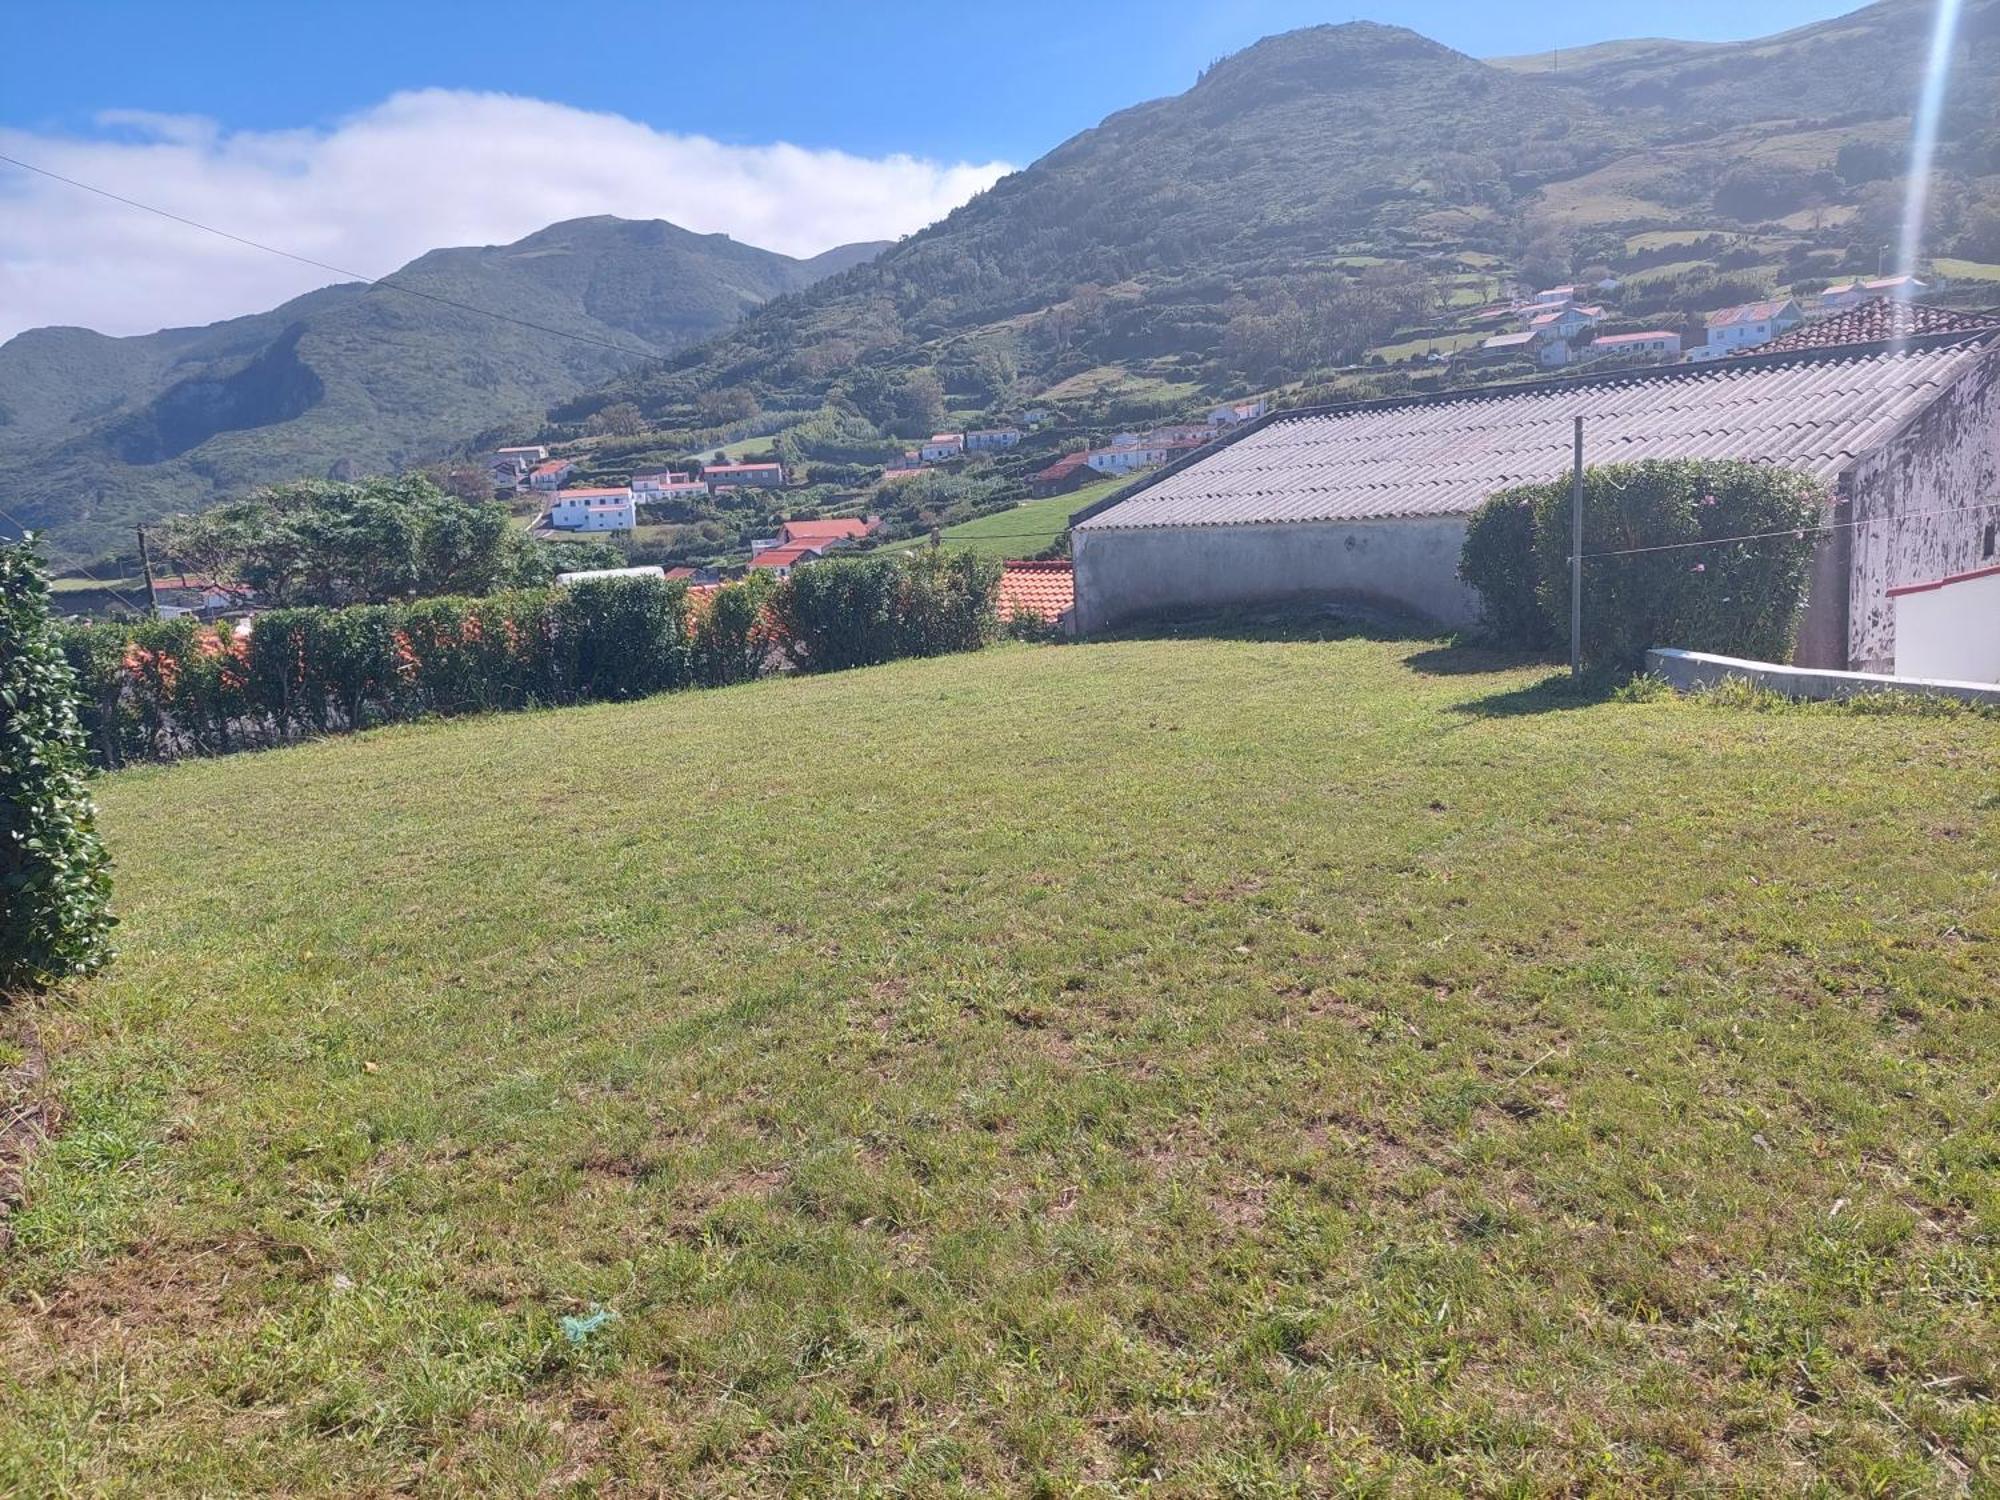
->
xmin=1889 ymin=563 xmax=2000 ymax=682
xmin=1590 ymin=330 xmax=1682 ymax=360
xmin=631 ymin=471 xmax=709 ymax=501
xmin=545 ymin=487 xmax=637 ymax=532
xmin=919 ymin=433 xmax=966 ymax=462
xmin=1084 ymin=443 xmax=1170 ymax=476
xmin=1821 ymin=275 xmax=1930 ymax=311
xmin=964 ymin=428 xmax=1024 ymax=451
xmin=529 ymin=458 xmax=575 ymax=492
xmin=1693 ymin=299 xmax=1804 ymax=360
xmin=1208 ymin=399 xmax=1268 ymax=426
xmin=1531 ymin=285 xmax=1580 ymax=306
xmin=1526 ymin=304 xmax=1604 ymax=339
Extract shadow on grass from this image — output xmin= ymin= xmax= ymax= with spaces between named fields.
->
xmin=1455 ymin=670 xmax=1623 ymax=718
xmin=1089 ymin=601 xmax=1440 ymax=645
xmin=1403 ymin=643 xmax=1560 ymax=678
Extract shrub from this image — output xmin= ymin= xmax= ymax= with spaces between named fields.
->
xmin=2 ymin=537 xmax=115 ymax=992
xmin=1459 ymin=493 xmax=1554 ymax=649
xmin=552 ymin=577 xmax=691 ymax=702
xmin=690 ymin=573 xmax=778 ymax=687
xmin=771 ymin=551 xmax=1000 ymax=673
xmin=1460 ymin=460 xmax=1826 ymax=673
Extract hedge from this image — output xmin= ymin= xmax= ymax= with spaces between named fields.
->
xmin=2 ymin=536 xmax=115 ymax=992
xmin=1459 ymin=459 xmax=1827 ymax=674
xmin=58 ymin=557 xmax=999 ymax=768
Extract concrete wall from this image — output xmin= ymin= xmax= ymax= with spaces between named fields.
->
xmin=1893 ymin=567 xmax=2000 ymax=682
xmin=1647 ymin=647 xmax=2000 ymax=705
xmin=1843 ymin=349 xmax=2000 ymax=672
xmin=1073 ymin=516 xmax=1479 ymax=635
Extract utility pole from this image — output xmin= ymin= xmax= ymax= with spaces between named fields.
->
xmin=1569 ymin=417 xmax=1584 ymax=680
xmin=135 ymin=524 xmax=160 ymax=619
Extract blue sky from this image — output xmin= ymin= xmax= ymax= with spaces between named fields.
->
xmin=10 ymin=0 xmax=1857 ymax=162
xmin=3 ymin=0 xmax=1866 ymax=340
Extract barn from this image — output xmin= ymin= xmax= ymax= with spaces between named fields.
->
xmin=1070 ymin=315 xmax=2000 ymax=672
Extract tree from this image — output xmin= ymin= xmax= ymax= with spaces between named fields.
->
xmin=587 ymin=402 xmax=647 ymax=438
xmin=888 ymin=369 xmax=947 ymax=437
xmin=160 ymin=474 xmax=566 ymax=607
xmin=2 ymin=535 xmax=115 ymax=992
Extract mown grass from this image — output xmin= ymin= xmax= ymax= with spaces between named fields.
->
xmin=3 ymin=635 xmax=1997 ymax=1494
xmin=886 ymin=482 xmax=1118 ymax=561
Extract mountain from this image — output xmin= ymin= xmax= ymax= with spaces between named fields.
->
xmin=551 ymin=0 xmax=1998 ymax=442
xmin=0 ymin=218 xmax=887 ymax=556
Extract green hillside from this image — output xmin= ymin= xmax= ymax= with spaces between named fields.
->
xmin=6 ymin=635 xmax=1996 ymax=1491
xmin=553 ymin=0 xmax=1999 ymax=441
xmin=0 ymin=219 xmax=886 ymax=558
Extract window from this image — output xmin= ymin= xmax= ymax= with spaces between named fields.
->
xmin=1983 ymin=520 xmax=1997 ymax=560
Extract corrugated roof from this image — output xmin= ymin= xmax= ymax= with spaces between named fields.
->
xmin=1076 ymin=340 xmax=1994 ymax=533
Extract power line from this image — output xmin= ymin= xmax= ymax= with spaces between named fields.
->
xmin=0 ymin=152 xmax=663 ymax=361
xmin=1582 ymin=497 xmax=2000 ymax=561
xmin=0 ymin=500 xmax=154 ymax=616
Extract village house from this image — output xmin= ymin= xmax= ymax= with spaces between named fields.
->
xmin=1085 ymin=441 xmax=1171 ymax=476
xmin=528 ymin=458 xmax=575 ymax=492
xmin=747 ymin=515 xmax=880 ymax=559
xmin=1028 ymin=452 xmax=1094 ymax=498
xmin=545 ymin=487 xmax=637 ymax=532
xmin=1068 ymin=324 xmax=2000 ymax=675
xmin=1208 ymin=399 xmax=1268 ymax=425
xmin=964 ymin=428 xmax=1024 ymax=451
xmin=631 ymin=471 xmax=709 ymax=501
xmin=1530 ymin=285 xmax=1580 ymax=306
xmin=919 ymin=433 xmax=967 ymax=462
xmin=1590 ymin=330 xmax=1682 ymax=361
xmin=1820 ymin=274 xmax=1929 ymax=311
xmin=702 ymin=461 xmax=785 ymax=492
xmin=1478 ymin=329 xmax=1571 ymax=368
xmin=745 ymin=543 xmax=820 ymax=579
xmin=1689 ymin=298 xmax=1804 ymax=361
xmin=1526 ymin=304 xmax=1604 ymax=340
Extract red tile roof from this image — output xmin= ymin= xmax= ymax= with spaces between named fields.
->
xmin=556 ymin=487 xmax=630 ymax=499
xmin=747 ymin=543 xmax=819 ymax=570
xmin=531 ymin=459 xmax=572 ymax=475
xmin=996 ymin=560 xmax=1074 ymax=624
xmin=1706 ymin=298 xmax=1798 ymax=328
xmin=780 ymin=517 xmax=877 ymax=545
xmin=1748 ymin=298 xmax=2000 ymax=354
xmin=1032 ymin=453 xmax=1089 ymax=481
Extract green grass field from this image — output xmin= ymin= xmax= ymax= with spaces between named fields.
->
xmin=1935 ymin=258 xmax=2000 ymax=284
xmin=5 ymin=635 xmax=1998 ymax=1493
xmin=887 ymin=479 xmax=1122 ymax=560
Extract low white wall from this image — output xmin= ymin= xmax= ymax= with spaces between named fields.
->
xmin=1894 ymin=568 xmax=2000 ymax=683
xmin=1646 ymin=647 xmax=2000 ymax=705
xmin=1073 ymin=516 xmax=1479 ymax=635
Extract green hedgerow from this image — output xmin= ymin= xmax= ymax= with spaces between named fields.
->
xmin=1461 ymin=459 xmax=1826 ymax=673
xmin=2 ymin=536 xmax=115 ymax=993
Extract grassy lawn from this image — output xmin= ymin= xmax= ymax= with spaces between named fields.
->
xmin=1935 ymin=257 xmax=2000 ymax=284
xmin=4 ymin=636 xmax=1998 ymax=1493
xmin=885 ymin=479 xmax=1122 ymax=560
xmin=1368 ymin=331 xmax=1485 ymax=363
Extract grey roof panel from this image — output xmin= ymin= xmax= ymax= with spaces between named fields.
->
xmin=1076 ymin=343 xmax=1992 ymax=532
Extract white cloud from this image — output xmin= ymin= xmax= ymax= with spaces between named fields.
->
xmin=0 ymin=90 xmax=1012 ymax=342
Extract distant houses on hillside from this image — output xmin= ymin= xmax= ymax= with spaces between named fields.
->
xmin=746 ymin=516 xmax=882 ymax=578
